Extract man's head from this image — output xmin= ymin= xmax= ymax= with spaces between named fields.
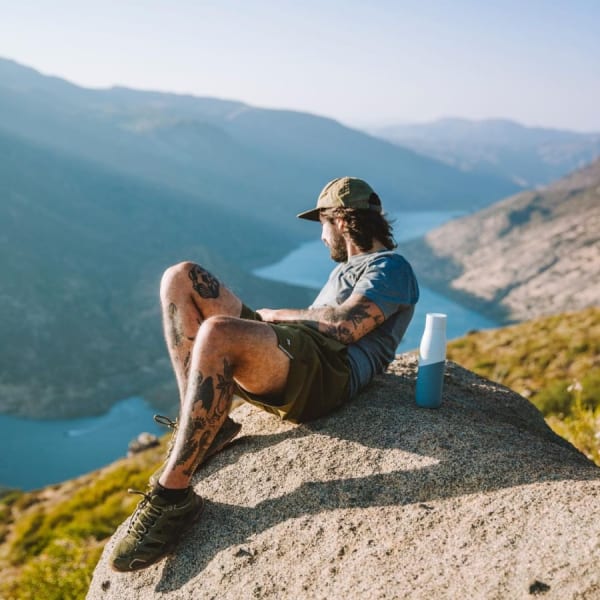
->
xmin=297 ymin=177 xmax=382 ymax=221
xmin=298 ymin=177 xmax=396 ymax=262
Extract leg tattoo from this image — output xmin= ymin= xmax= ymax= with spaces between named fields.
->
xmin=197 ymin=373 xmax=215 ymax=412
xmin=173 ymin=359 xmax=235 ymax=475
xmin=183 ymin=352 xmax=191 ymax=377
xmin=168 ymin=303 xmax=184 ymax=348
xmin=213 ymin=358 xmax=235 ymax=424
xmin=175 ymin=371 xmax=215 ymax=471
xmin=188 ymin=265 xmax=220 ymax=299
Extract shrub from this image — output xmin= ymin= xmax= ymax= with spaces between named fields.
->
xmin=532 ymin=381 xmax=572 ymax=417
xmin=1 ymin=539 xmax=102 ymax=600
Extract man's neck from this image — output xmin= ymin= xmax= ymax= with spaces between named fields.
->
xmin=346 ymin=239 xmax=386 ymax=258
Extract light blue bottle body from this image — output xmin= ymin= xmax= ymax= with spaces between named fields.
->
xmin=415 ymin=313 xmax=447 ymax=409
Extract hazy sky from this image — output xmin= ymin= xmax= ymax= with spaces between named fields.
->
xmin=1 ymin=0 xmax=599 ymax=131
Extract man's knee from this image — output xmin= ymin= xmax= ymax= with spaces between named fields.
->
xmin=196 ymin=316 xmax=240 ymax=349
xmin=160 ymin=261 xmax=204 ymax=299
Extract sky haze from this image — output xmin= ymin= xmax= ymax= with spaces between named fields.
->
xmin=1 ymin=0 xmax=599 ymax=131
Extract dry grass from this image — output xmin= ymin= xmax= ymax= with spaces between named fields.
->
xmin=448 ymin=306 xmax=600 ymax=465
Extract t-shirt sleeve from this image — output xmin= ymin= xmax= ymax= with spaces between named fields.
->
xmin=352 ymin=255 xmax=420 ymax=318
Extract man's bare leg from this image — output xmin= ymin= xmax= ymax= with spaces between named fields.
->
xmin=160 ymin=261 xmax=243 ymax=406
xmin=110 ymin=279 xmax=290 ymax=572
xmin=158 ymin=316 xmax=290 ymax=489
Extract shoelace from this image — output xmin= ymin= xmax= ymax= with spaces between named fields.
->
xmin=126 ymin=489 xmax=163 ymax=540
xmin=154 ymin=414 xmax=179 ymax=459
xmin=154 ymin=414 xmax=177 ymax=430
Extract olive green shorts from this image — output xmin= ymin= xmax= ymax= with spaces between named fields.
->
xmin=235 ymin=305 xmax=351 ymax=423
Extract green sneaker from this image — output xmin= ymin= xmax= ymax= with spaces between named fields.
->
xmin=110 ymin=487 xmax=203 ymax=572
xmin=149 ymin=415 xmax=242 ymax=486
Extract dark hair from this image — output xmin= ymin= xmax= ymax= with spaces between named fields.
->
xmin=322 ymin=207 xmax=396 ymax=251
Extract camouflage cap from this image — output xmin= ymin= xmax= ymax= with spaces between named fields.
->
xmin=297 ymin=177 xmax=382 ymax=221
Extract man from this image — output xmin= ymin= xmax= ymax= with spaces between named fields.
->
xmin=111 ymin=177 xmax=419 ymax=572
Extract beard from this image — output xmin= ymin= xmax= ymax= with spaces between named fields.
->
xmin=329 ymin=230 xmax=348 ymax=262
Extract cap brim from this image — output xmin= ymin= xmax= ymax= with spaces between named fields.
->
xmin=296 ymin=208 xmax=320 ymax=221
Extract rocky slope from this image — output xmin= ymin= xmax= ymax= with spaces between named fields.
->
xmin=400 ymin=158 xmax=600 ymax=323
xmin=88 ymin=355 xmax=600 ymax=599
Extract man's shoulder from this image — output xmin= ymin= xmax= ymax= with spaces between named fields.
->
xmin=342 ymin=251 xmax=418 ymax=293
xmin=352 ymin=250 xmax=413 ymax=272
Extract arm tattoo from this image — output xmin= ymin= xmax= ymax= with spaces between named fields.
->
xmin=323 ymin=323 xmax=353 ymax=344
xmin=317 ymin=299 xmax=383 ymax=344
xmin=338 ymin=303 xmax=371 ymax=327
xmin=188 ymin=265 xmax=220 ymax=299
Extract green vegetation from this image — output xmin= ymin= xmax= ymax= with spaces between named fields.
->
xmin=448 ymin=306 xmax=600 ymax=465
xmin=0 ymin=443 xmax=165 ymax=599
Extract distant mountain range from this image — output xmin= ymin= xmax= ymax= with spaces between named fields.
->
xmin=0 ymin=58 xmax=519 ymax=218
xmin=371 ymin=118 xmax=600 ymax=188
xmin=399 ymin=158 xmax=600 ymax=322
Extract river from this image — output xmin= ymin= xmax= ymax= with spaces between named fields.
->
xmin=0 ymin=397 xmax=162 ymax=491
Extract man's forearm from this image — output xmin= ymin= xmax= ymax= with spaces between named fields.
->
xmin=256 ymin=302 xmax=381 ymax=345
xmin=257 ymin=306 xmax=332 ymax=324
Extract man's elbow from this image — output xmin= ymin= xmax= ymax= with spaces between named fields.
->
xmin=320 ymin=322 xmax=356 ymax=345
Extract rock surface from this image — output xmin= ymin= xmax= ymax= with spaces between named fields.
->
xmin=88 ymin=355 xmax=600 ymax=600
xmin=400 ymin=159 xmax=600 ymax=323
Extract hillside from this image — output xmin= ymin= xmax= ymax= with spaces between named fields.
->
xmin=0 ymin=441 xmax=166 ymax=600
xmin=448 ymin=306 xmax=600 ymax=464
xmin=399 ymin=158 xmax=600 ymax=323
xmin=372 ymin=117 xmax=600 ymax=188
xmin=0 ymin=57 xmax=519 ymax=219
xmin=0 ymin=129 xmax=313 ymax=419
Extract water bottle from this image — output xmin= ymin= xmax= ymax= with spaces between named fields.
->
xmin=415 ymin=313 xmax=447 ymax=408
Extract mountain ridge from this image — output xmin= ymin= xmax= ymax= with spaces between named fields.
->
xmin=371 ymin=117 xmax=600 ymax=187
xmin=0 ymin=56 xmax=534 ymax=422
xmin=398 ymin=158 xmax=600 ymax=323
xmin=0 ymin=56 xmax=520 ymax=217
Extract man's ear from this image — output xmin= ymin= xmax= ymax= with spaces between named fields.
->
xmin=335 ymin=216 xmax=347 ymax=232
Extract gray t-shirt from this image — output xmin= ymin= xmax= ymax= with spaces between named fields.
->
xmin=310 ymin=250 xmax=419 ymax=397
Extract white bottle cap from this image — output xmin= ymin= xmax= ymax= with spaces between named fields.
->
xmin=426 ymin=313 xmax=447 ymax=330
